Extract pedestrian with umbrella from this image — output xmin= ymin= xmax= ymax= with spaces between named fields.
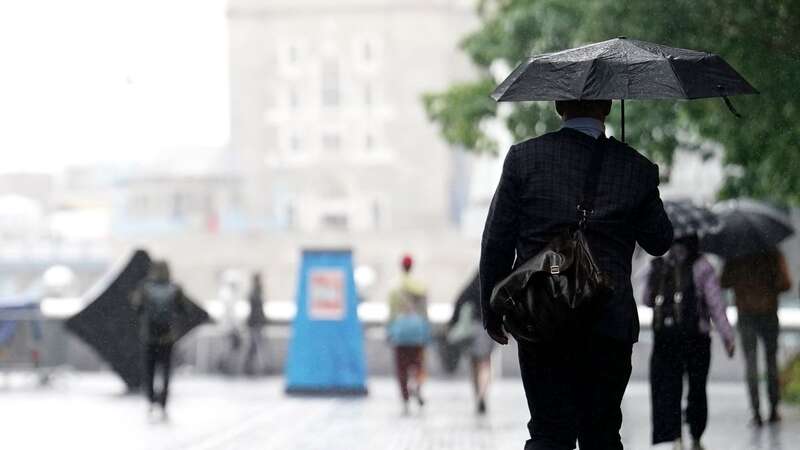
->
xmin=492 ymin=37 xmax=758 ymax=142
xmin=643 ymin=201 xmax=735 ymax=450
xmin=482 ymin=37 xmax=755 ymax=450
xmin=709 ymin=199 xmax=794 ymax=426
xmin=65 ymin=250 xmax=210 ymax=393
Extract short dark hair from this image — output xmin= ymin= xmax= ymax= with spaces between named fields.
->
xmin=555 ymin=100 xmax=612 ymax=119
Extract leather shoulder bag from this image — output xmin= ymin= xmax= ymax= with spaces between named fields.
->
xmin=489 ymin=136 xmax=614 ymax=343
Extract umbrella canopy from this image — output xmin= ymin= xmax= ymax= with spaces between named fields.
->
xmin=65 ymin=249 xmax=211 ymax=390
xmin=663 ymin=200 xmax=719 ymax=240
xmin=491 ymin=37 xmax=757 ymax=141
xmin=492 ymin=37 xmax=757 ymax=102
xmin=701 ymin=199 xmax=794 ymax=259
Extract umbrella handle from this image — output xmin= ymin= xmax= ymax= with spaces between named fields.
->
xmin=620 ymin=99 xmax=625 ymax=142
xmin=722 ymin=96 xmax=743 ymax=119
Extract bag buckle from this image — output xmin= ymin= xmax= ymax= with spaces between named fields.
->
xmin=550 ymin=265 xmax=560 ymax=275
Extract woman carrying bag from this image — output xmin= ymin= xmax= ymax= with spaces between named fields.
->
xmin=447 ymin=273 xmax=495 ymax=414
xmin=387 ymin=255 xmax=431 ymax=414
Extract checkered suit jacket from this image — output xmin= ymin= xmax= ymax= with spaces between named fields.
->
xmin=479 ymin=127 xmax=673 ymax=343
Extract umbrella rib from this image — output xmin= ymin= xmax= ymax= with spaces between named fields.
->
xmin=578 ymin=58 xmax=597 ymax=99
xmin=627 ymin=39 xmax=692 ymax=99
xmin=624 ymin=43 xmax=631 ymax=99
xmin=665 ymin=58 xmax=690 ymax=99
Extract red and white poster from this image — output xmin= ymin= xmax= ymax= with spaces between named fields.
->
xmin=308 ymin=269 xmax=346 ymax=320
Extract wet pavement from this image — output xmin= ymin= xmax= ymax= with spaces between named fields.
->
xmin=0 ymin=372 xmax=797 ymax=449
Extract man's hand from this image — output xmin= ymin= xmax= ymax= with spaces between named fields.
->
xmin=486 ymin=321 xmax=509 ymax=345
xmin=725 ymin=340 xmax=736 ymax=358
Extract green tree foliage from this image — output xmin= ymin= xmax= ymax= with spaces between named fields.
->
xmin=423 ymin=0 xmax=800 ymax=202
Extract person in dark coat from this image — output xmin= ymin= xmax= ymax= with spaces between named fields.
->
xmin=720 ymin=249 xmax=792 ymax=425
xmin=479 ymin=99 xmax=673 ymax=450
xmin=447 ymin=273 xmax=495 ymax=414
xmin=130 ymin=260 xmax=189 ymax=418
xmin=643 ymin=236 xmax=736 ymax=450
xmin=243 ymin=272 xmax=268 ymax=375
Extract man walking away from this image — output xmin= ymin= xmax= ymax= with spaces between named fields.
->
xmin=720 ymin=249 xmax=792 ymax=426
xmin=480 ymin=100 xmax=673 ymax=450
xmin=387 ymin=255 xmax=431 ymax=415
xmin=243 ymin=272 xmax=268 ymax=375
xmin=131 ymin=260 xmax=189 ymax=419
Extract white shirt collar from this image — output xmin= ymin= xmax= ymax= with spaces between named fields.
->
xmin=561 ymin=117 xmax=606 ymax=139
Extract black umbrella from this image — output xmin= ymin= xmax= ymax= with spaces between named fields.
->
xmin=492 ymin=37 xmax=758 ymax=140
xmin=663 ymin=200 xmax=719 ymax=240
xmin=65 ymin=249 xmax=211 ymax=390
xmin=701 ymin=199 xmax=794 ymax=259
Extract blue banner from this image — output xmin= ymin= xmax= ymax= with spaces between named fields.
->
xmin=285 ymin=249 xmax=367 ymax=395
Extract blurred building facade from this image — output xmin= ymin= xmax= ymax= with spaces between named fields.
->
xmin=217 ymin=0 xmax=482 ymax=303
xmin=111 ymin=147 xmax=244 ymax=236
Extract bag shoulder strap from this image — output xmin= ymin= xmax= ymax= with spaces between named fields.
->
xmin=577 ymin=135 xmax=607 ymax=228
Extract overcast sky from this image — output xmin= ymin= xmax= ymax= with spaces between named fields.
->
xmin=0 ymin=0 xmax=229 ymax=173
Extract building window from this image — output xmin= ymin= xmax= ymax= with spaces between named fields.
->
xmin=285 ymin=203 xmax=295 ymax=229
xmin=290 ymin=133 xmax=302 ymax=153
xmin=321 ymin=58 xmax=340 ymax=107
xmin=371 ymin=200 xmax=382 ymax=228
xmin=289 ymin=86 xmax=299 ymax=109
xmin=229 ymin=190 xmax=241 ymax=209
xmin=322 ymin=133 xmax=341 ymax=151
xmin=131 ymin=195 xmax=149 ymax=216
xmin=172 ymin=193 xmax=185 ymax=219
xmin=353 ymin=36 xmax=381 ymax=72
xmin=279 ymin=41 xmax=304 ymax=75
xmin=321 ymin=213 xmax=348 ymax=230
xmin=288 ymin=45 xmax=299 ymax=64
xmin=364 ymin=83 xmax=372 ymax=107
xmin=363 ymin=41 xmax=373 ymax=62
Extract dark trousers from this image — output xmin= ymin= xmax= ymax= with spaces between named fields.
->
xmin=144 ymin=343 xmax=173 ymax=407
xmin=650 ymin=331 xmax=711 ymax=444
xmin=242 ymin=327 xmax=265 ymax=375
xmin=518 ymin=336 xmax=633 ymax=450
xmin=739 ymin=313 xmax=780 ymax=414
xmin=394 ymin=346 xmax=424 ymax=401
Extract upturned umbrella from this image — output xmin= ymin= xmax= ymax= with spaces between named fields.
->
xmin=701 ymin=199 xmax=794 ymax=259
xmin=492 ymin=37 xmax=758 ymax=140
xmin=65 ymin=249 xmax=211 ymax=390
xmin=663 ymin=200 xmax=719 ymax=240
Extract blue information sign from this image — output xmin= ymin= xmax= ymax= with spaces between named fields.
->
xmin=285 ymin=249 xmax=368 ymax=395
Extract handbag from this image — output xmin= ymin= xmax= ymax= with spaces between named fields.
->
xmin=489 ymin=136 xmax=614 ymax=343
xmin=446 ymin=301 xmax=477 ymax=346
xmin=388 ymin=313 xmax=431 ymax=346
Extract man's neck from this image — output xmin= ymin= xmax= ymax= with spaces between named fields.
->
xmin=561 ymin=117 xmax=606 ymax=139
